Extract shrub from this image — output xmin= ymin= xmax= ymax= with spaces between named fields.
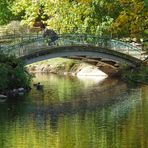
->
xmin=121 ymin=63 xmax=148 ymax=84
xmin=0 ymin=53 xmax=32 ymax=92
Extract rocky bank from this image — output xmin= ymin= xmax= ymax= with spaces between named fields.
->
xmin=26 ymin=58 xmax=108 ymax=77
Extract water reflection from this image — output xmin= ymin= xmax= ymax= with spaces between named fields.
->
xmin=0 ymin=73 xmax=148 ymax=148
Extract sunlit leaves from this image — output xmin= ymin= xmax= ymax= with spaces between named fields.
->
xmin=10 ymin=0 xmax=115 ymax=35
xmin=0 ymin=0 xmax=15 ymax=25
xmin=112 ymin=0 xmax=148 ymax=38
xmin=10 ymin=0 xmax=147 ymax=39
xmin=77 ymin=0 xmax=92 ymax=3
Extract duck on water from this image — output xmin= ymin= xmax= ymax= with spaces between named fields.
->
xmin=33 ymin=83 xmax=44 ymax=90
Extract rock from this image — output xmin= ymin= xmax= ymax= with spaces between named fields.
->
xmin=18 ymin=88 xmax=25 ymax=92
xmin=12 ymin=89 xmax=19 ymax=96
xmin=0 ymin=94 xmax=8 ymax=103
xmin=0 ymin=94 xmax=7 ymax=99
xmin=18 ymin=92 xmax=24 ymax=96
xmin=17 ymin=87 xmax=27 ymax=96
xmin=10 ymin=88 xmax=26 ymax=96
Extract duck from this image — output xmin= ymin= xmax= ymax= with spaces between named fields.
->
xmin=33 ymin=82 xmax=44 ymax=90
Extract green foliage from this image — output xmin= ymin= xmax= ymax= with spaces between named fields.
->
xmin=3 ymin=0 xmax=146 ymax=39
xmin=112 ymin=0 xmax=148 ymax=39
xmin=0 ymin=0 xmax=21 ymax=25
xmin=121 ymin=64 xmax=148 ymax=84
xmin=11 ymin=0 xmax=115 ymax=35
xmin=0 ymin=53 xmax=32 ymax=91
xmin=0 ymin=64 xmax=9 ymax=90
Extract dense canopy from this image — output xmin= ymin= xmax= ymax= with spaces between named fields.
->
xmin=0 ymin=0 xmax=147 ymax=39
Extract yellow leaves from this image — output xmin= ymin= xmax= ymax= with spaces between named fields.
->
xmin=77 ymin=0 xmax=92 ymax=3
xmin=131 ymin=24 xmax=140 ymax=34
xmin=118 ymin=0 xmax=130 ymax=5
xmin=107 ymin=3 xmax=115 ymax=11
xmin=133 ymin=2 xmax=144 ymax=14
xmin=116 ymin=11 xmax=129 ymax=26
xmin=11 ymin=0 xmax=32 ymax=14
xmin=112 ymin=0 xmax=147 ymax=37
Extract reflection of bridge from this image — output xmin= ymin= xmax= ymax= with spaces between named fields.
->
xmin=0 ymin=33 xmax=147 ymax=75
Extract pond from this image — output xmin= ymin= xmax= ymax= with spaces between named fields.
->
xmin=0 ymin=73 xmax=148 ymax=148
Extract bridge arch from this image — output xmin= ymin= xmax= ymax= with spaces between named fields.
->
xmin=1 ymin=33 xmax=144 ymax=75
xmin=20 ymin=45 xmax=142 ymax=76
xmin=22 ymin=45 xmax=141 ymax=66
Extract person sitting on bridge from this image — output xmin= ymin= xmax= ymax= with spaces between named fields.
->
xmin=41 ymin=24 xmax=58 ymax=46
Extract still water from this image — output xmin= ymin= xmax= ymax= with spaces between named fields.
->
xmin=0 ymin=73 xmax=148 ymax=148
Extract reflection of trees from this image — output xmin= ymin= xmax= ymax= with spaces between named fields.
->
xmin=0 ymin=88 xmax=142 ymax=148
xmin=31 ymin=73 xmax=85 ymax=104
xmin=28 ymin=74 xmax=128 ymax=114
xmin=32 ymin=73 xmax=125 ymax=104
xmin=0 ymin=97 xmax=28 ymax=147
xmin=1 ymin=74 xmax=147 ymax=148
xmin=57 ymin=88 xmax=142 ymax=148
xmin=121 ymin=86 xmax=148 ymax=148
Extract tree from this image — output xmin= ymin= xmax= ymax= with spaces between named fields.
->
xmin=11 ymin=0 xmax=147 ymax=39
xmin=11 ymin=0 xmax=116 ymax=35
xmin=112 ymin=0 xmax=148 ymax=39
xmin=0 ymin=0 xmax=17 ymax=25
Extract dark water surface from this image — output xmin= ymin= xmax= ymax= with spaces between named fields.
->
xmin=0 ymin=73 xmax=148 ymax=148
